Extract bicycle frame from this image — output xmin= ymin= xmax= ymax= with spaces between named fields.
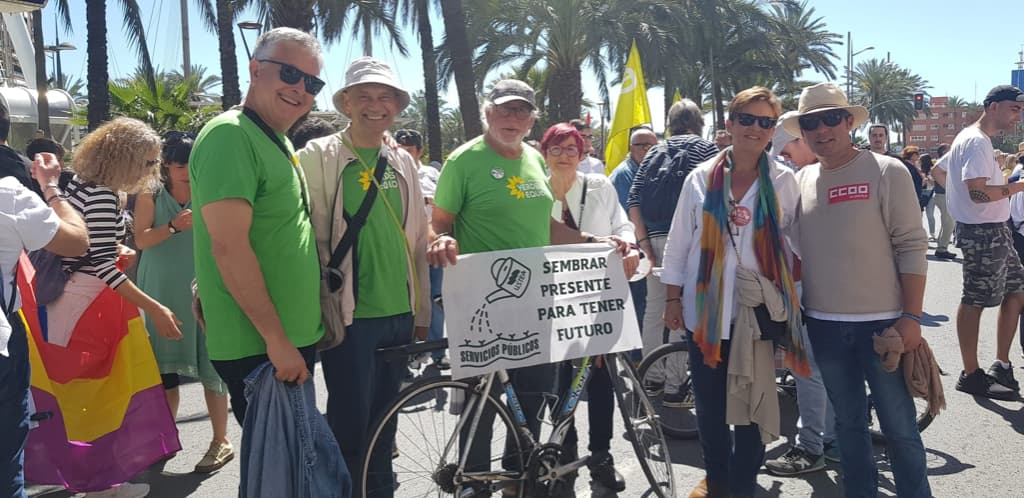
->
xmin=446 ymin=355 xmax=605 ymax=491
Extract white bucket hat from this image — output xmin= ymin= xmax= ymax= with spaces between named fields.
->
xmin=333 ymin=56 xmax=410 ymax=115
xmin=779 ymin=82 xmax=869 ymax=136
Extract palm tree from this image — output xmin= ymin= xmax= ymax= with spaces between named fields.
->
xmin=945 ymin=95 xmax=969 ymax=137
xmin=109 ymin=67 xmax=221 ymax=134
xmin=439 ymin=0 xmax=482 ymax=139
xmin=393 ymin=0 xmax=443 ymax=162
xmin=851 ymin=58 xmax=930 ymax=132
xmin=195 ymin=0 xmax=242 ymax=109
xmin=252 ymin=0 xmax=407 ymax=56
xmin=32 ymin=10 xmax=50 ymax=136
xmin=70 ymin=0 xmax=158 ymax=129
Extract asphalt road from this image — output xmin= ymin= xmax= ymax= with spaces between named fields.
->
xmin=26 ymin=223 xmax=1024 ymax=498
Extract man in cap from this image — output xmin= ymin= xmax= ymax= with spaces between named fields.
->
xmin=762 ymin=113 xmax=838 ymax=477
xmin=769 ymin=111 xmax=816 ymax=170
xmin=938 ymin=84 xmax=1024 ymax=400
xmin=429 ymin=79 xmax=629 ymax=497
xmin=298 ymin=56 xmax=431 ymax=496
xmin=190 ymin=26 xmax=325 ymax=422
xmin=783 ymin=82 xmax=931 ymax=497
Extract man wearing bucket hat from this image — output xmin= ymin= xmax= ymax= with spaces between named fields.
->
xmin=784 ymin=82 xmax=931 ymax=497
xmin=298 ymin=56 xmax=431 ymax=497
xmin=937 ymin=84 xmax=1024 ymax=402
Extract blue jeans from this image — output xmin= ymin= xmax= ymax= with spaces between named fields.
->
xmin=428 ymin=267 xmax=445 ymax=360
xmin=322 ymin=313 xmax=413 ymax=498
xmin=806 ymin=318 xmax=931 ymax=498
xmin=686 ymin=332 xmax=764 ymax=496
xmin=0 ymin=312 xmax=29 ymax=498
xmin=241 ymin=362 xmax=350 ymax=498
xmin=793 ymin=328 xmax=836 ymax=455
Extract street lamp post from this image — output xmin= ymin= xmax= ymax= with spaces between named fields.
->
xmin=237 ymin=21 xmax=262 ymax=60
xmin=846 ymin=31 xmax=874 ymax=100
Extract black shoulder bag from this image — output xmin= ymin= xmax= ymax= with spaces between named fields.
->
xmin=324 ymin=155 xmax=388 ymax=294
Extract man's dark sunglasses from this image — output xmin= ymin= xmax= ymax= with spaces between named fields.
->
xmin=798 ymin=110 xmax=849 ymax=131
xmin=257 ymin=59 xmax=326 ymax=96
xmin=733 ymin=112 xmax=777 ymax=129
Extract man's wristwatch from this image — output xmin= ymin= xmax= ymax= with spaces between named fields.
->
xmin=168 ymin=221 xmax=180 ymax=234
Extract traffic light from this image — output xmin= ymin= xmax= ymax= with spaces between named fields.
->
xmin=914 ymin=93 xmax=925 ymax=110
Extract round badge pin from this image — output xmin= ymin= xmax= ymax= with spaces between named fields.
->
xmin=731 ymin=205 xmax=752 ymax=227
xmin=491 ymin=168 xmax=505 ymax=179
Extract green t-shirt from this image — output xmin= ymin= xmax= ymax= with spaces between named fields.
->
xmin=344 ymin=147 xmax=411 ymax=318
xmin=434 ymin=136 xmax=553 ymax=253
xmin=189 ymin=109 xmax=324 ymax=360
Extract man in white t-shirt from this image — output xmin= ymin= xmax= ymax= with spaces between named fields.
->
xmin=942 ymin=85 xmax=1024 ymax=400
xmin=0 ymin=151 xmax=88 ymax=498
xmin=570 ymin=119 xmax=606 ymax=175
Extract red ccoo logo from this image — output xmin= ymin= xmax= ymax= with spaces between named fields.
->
xmin=828 ymin=183 xmax=870 ymax=204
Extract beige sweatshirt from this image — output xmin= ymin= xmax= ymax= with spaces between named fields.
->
xmin=795 ymin=151 xmax=928 ymax=316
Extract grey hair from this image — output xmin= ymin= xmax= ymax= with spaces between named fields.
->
xmin=252 ymin=27 xmax=324 ymax=68
xmin=480 ymin=101 xmax=540 ymax=131
xmin=667 ymin=98 xmax=703 ymax=136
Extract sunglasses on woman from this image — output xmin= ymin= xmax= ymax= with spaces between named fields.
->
xmin=257 ymin=59 xmax=326 ymax=96
xmin=797 ymin=109 xmax=849 ymax=131
xmin=733 ymin=112 xmax=777 ymax=129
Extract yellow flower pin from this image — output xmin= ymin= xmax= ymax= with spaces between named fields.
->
xmin=358 ymin=169 xmax=372 ymax=191
xmin=506 ymin=176 xmax=526 ymax=199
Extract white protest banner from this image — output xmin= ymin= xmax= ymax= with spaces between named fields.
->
xmin=442 ymin=243 xmax=642 ymax=380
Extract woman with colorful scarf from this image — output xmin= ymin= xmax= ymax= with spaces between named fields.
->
xmin=660 ymin=87 xmax=810 ymax=498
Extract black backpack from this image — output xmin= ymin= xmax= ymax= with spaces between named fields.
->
xmin=638 ymin=145 xmax=691 ymax=226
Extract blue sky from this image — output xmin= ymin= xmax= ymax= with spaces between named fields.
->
xmin=32 ymin=0 xmax=1024 ymax=129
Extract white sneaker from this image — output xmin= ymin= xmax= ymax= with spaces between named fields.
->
xmin=79 ymin=483 xmax=150 ymax=498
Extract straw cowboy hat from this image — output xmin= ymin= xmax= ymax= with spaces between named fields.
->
xmin=780 ymin=82 xmax=869 ymax=136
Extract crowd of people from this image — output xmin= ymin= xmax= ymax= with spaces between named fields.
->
xmin=3 ymin=24 xmax=1024 ymax=498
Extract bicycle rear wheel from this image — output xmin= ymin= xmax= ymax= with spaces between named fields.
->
xmin=361 ymin=375 xmax=525 ymax=497
xmin=636 ymin=341 xmax=699 ymax=439
xmin=867 ymin=391 xmax=935 ymax=443
xmin=607 ymin=353 xmax=676 ymax=498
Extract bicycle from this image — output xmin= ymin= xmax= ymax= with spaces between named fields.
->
xmin=362 ymin=338 xmax=675 ymax=497
xmin=637 ymin=341 xmax=935 ymax=443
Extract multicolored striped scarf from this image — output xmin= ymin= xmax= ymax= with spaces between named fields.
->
xmin=694 ymin=149 xmax=810 ymax=375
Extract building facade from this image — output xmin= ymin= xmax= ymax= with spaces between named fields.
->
xmin=903 ymin=96 xmax=982 ymax=155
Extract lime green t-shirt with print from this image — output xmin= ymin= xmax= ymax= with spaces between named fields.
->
xmin=190 ymin=109 xmax=324 ymax=361
xmin=434 ymin=136 xmax=553 ymax=253
xmin=343 ymin=147 xmax=411 ymax=318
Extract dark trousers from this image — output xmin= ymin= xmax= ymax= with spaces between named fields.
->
xmin=321 ymin=313 xmax=413 ymax=498
xmin=211 ymin=344 xmax=318 ymax=425
xmin=560 ymin=359 xmax=614 ymax=455
xmin=687 ymin=331 xmax=764 ymax=496
xmin=1 ymin=312 xmax=29 ymax=498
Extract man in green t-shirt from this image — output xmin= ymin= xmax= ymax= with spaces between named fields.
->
xmin=297 ymin=57 xmax=431 ymax=497
xmin=429 ymin=80 xmax=627 ymax=493
xmin=190 ymin=28 xmax=325 ymax=425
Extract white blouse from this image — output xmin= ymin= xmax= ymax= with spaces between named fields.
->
xmin=551 ymin=173 xmax=635 ymax=243
xmin=660 ymin=157 xmax=799 ymax=339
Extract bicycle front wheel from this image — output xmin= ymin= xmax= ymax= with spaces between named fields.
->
xmin=637 ymin=341 xmax=699 ymax=440
xmin=607 ymin=353 xmax=676 ymax=498
xmin=361 ymin=375 xmax=525 ymax=497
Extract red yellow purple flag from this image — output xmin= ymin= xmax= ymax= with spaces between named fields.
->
xmin=17 ymin=254 xmax=180 ymax=492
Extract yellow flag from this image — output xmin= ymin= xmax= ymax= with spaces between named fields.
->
xmin=604 ymin=40 xmax=651 ymax=174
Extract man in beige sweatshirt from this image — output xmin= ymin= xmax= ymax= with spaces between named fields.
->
xmin=782 ymin=83 xmax=931 ymax=498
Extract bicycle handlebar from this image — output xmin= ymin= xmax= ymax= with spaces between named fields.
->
xmin=376 ymin=338 xmax=449 ymax=358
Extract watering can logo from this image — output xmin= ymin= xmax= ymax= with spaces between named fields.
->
xmin=486 ymin=257 xmax=531 ymax=304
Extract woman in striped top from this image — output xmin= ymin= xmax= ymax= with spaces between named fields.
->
xmin=45 ymin=118 xmax=183 ymax=350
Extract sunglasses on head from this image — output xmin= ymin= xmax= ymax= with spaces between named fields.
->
xmin=257 ymin=59 xmax=326 ymax=96
xmin=733 ymin=112 xmax=777 ymax=129
xmin=798 ymin=110 xmax=849 ymax=131
xmin=163 ymin=131 xmax=196 ymax=144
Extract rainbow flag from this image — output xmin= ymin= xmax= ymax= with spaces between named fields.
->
xmin=16 ymin=254 xmax=181 ymax=492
